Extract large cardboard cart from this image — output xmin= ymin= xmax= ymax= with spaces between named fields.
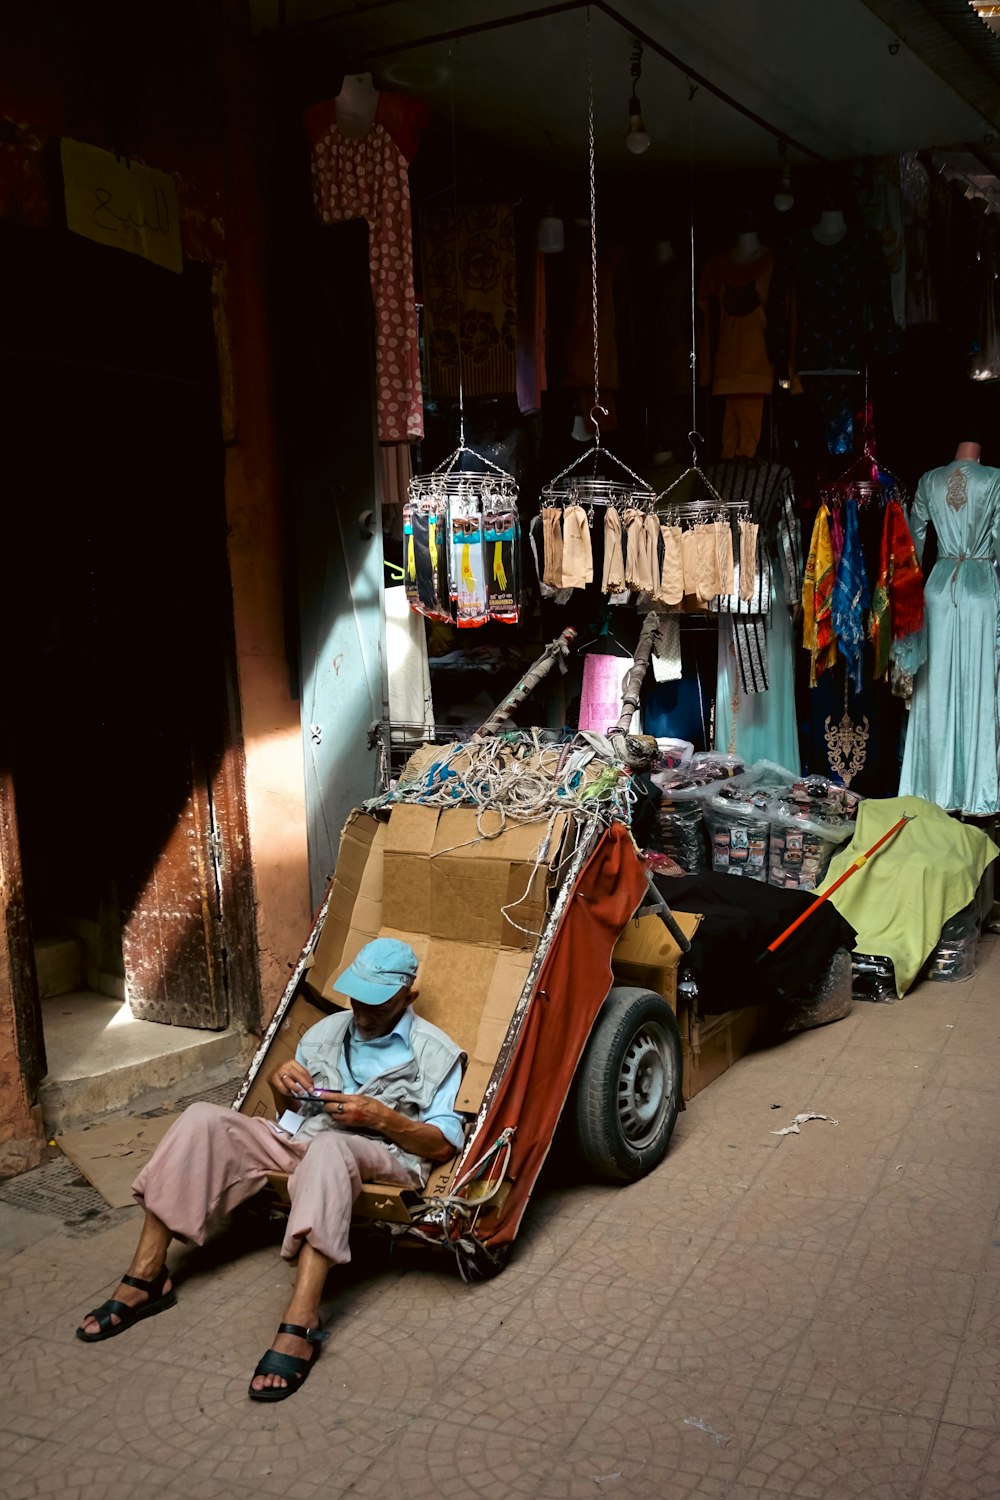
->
xmin=231 ymin=782 xmax=763 ymax=1280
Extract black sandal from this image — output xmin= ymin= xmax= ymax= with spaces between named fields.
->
xmin=248 ymin=1322 xmax=329 ymax=1403
xmin=76 ymin=1266 xmax=177 ymax=1343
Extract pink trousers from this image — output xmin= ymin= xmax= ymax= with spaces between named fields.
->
xmin=131 ymin=1102 xmax=415 ymax=1262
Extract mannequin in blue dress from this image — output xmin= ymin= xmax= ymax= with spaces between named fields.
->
xmin=899 ymin=440 xmax=1000 ymax=815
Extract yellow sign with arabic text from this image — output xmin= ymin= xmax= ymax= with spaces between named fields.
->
xmin=61 ymin=138 xmax=183 ymax=274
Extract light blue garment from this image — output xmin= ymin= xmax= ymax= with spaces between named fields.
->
xmin=899 ymin=461 xmax=1000 ymax=814
xmin=715 ymin=568 xmax=800 ymax=770
xmin=297 ymin=1007 xmax=465 ymax=1150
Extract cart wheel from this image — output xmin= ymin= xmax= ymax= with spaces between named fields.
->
xmin=572 ymin=987 xmax=682 ymax=1183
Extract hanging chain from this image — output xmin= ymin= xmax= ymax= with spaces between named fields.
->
xmin=586 ymin=6 xmax=602 ymax=441
xmin=687 ymin=77 xmax=700 ymax=466
xmin=448 ymin=54 xmax=466 ymax=448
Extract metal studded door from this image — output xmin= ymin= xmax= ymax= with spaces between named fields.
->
xmin=121 ymin=754 xmax=227 ymax=1028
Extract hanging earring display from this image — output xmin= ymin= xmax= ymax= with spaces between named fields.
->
xmin=538 ymin=7 xmax=653 ymax=524
xmin=404 ymin=61 xmax=521 ymax=627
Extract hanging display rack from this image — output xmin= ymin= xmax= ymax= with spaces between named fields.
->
xmin=407 ymin=62 xmax=519 ymax=516
xmin=537 ymin=6 xmax=653 ymax=513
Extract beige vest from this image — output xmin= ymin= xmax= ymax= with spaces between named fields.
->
xmin=295 ymin=1009 xmax=465 ymax=1182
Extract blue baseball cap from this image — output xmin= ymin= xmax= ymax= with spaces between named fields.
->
xmin=334 ymin=938 xmax=418 ymax=1005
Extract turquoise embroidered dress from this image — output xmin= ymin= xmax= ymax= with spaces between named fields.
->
xmin=899 ymin=460 xmax=1000 ymax=814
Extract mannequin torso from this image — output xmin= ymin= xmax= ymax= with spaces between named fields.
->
xmin=731 ymin=230 xmax=765 ymax=264
xmin=334 ymin=73 xmax=379 ymax=138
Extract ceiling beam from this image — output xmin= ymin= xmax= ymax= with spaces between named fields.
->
xmin=860 ymin=0 xmax=1000 ymax=137
xmin=345 ymin=0 xmax=826 ymax=160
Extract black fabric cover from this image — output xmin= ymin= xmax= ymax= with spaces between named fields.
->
xmin=655 ymin=871 xmax=857 ymax=1015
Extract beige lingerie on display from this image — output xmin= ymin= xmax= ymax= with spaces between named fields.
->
xmin=602 ymin=507 xmax=626 ymax=592
xmin=658 ymin=524 xmax=684 ymax=605
xmin=738 ymin=519 xmax=759 ymax=601
xmin=541 ymin=507 xmax=563 ymax=588
xmin=643 ymin=513 xmax=661 ymax=592
xmin=561 ymin=505 xmax=593 ymax=588
xmin=624 ymin=509 xmax=656 ymax=592
xmin=680 ymin=527 xmax=700 ymax=599
xmin=694 ymin=523 xmax=721 ymax=602
xmin=714 ymin=520 xmax=735 ymax=595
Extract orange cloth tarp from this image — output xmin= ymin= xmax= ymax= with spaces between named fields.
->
xmin=465 ymin=823 xmax=649 ymax=1247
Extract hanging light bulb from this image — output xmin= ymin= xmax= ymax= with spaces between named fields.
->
xmin=537 ymin=202 xmax=565 ymax=253
xmin=626 ymin=39 xmax=651 ymax=155
xmin=773 ymin=138 xmax=794 ymax=212
xmin=537 ymin=132 xmax=564 ymax=252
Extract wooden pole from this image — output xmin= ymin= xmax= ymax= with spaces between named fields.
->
xmin=475 ymin=627 xmax=577 ymax=738
xmin=762 ymin=814 xmax=912 ymax=956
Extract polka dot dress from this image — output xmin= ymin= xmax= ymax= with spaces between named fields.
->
xmin=312 ymin=122 xmax=423 ymax=443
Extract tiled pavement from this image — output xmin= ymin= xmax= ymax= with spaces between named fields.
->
xmin=3 ymin=938 xmax=1000 ymax=1499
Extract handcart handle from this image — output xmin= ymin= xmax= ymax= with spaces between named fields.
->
xmin=637 ymin=873 xmax=692 ymax=954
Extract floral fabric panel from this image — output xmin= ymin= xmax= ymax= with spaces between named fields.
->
xmin=421 ymin=204 xmax=518 ymax=398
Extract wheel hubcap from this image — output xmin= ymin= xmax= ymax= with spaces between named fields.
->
xmin=617 ymin=1023 xmax=674 ymax=1149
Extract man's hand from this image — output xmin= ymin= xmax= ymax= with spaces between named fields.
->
xmin=268 ymin=1059 xmax=315 ymax=1099
xmin=317 ymin=1090 xmax=455 ymax=1163
xmin=317 ymin=1091 xmax=387 ymax=1130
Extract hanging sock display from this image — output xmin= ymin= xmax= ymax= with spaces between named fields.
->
xmin=485 ymin=505 xmax=522 ymax=624
xmin=450 ymin=499 xmax=489 ymax=629
xmin=602 ymin=507 xmax=626 ymax=592
xmin=561 ymin=505 xmax=594 ymax=589
xmin=404 ymin=503 xmax=451 ymax=621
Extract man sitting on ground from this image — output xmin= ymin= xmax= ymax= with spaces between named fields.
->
xmin=75 ymin=938 xmax=465 ymax=1402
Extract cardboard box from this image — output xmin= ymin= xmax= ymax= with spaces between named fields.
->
xmin=611 ymin=911 xmax=702 ymax=1011
xmin=682 ymin=1004 xmax=767 ymax=1102
xmin=383 ymin=805 xmax=567 ymax=951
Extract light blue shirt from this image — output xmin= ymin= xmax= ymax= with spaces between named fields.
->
xmin=296 ymin=1007 xmax=465 ymax=1152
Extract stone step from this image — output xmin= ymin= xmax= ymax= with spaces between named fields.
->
xmin=34 ymin=935 xmax=86 ymax=1000
xmin=40 ymin=991 xmax=252 ymax=1134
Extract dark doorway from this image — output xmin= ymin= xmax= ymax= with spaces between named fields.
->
xmin=1 ymin=223 xmax=250 ymax=1036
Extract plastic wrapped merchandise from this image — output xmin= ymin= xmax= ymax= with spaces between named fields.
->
xmin=852 ymin=952 xmax=898 ymax=1002
xmin=648 ymin=753 xmax=746 ymax=873
xmin=654 ymin=797 xmax=708 ymax=872
xmin=767 ymin=804 xmax=854 ymax=891
xmin=652 ymin=737 xmax=694 ymax=773
xmin=703 ymin=784 xmax=771 ymax=881
xmin=924 ymin=901 xmax=980 ymax=983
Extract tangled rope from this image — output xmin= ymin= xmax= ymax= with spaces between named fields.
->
xmin=371 ymin=729 xmax=637 ymax=832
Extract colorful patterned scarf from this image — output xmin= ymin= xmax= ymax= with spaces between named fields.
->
xmin=870 ymin=499 xmax=925 ymax=679
xmin=831 ymin=499 xmax=871 ymax=693
xmin=802 ymin=503 xmax=837 ymax=687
